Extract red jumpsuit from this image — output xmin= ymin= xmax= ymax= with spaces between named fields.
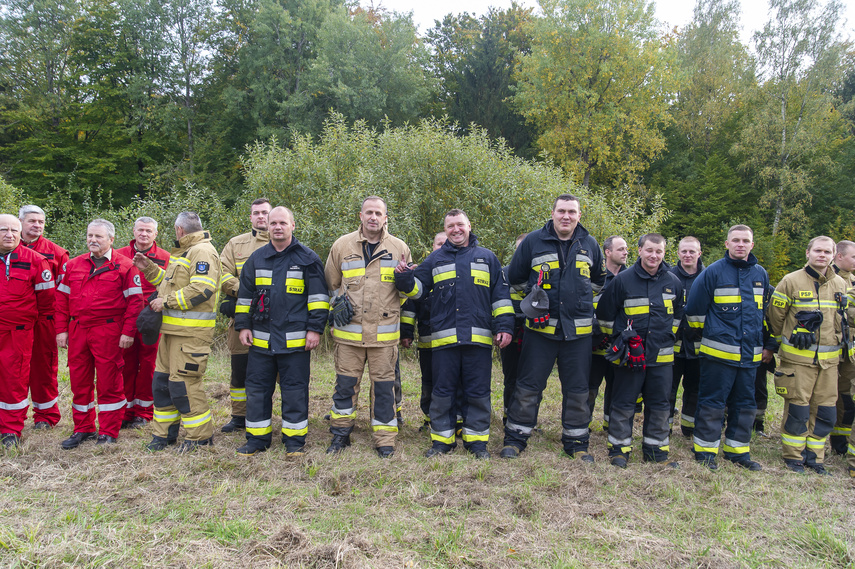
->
xmin=56 ymin=250 xmax=143 ymax=438
xmin=21 ymin=235 xmax=68 ymax=426
xmin=0 ymin=244 xmax=55 ymax=436
xmin=116 ymin=240 xmax=170 ymax=422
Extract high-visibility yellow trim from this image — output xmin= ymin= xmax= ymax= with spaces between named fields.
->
xmin=435 ymin=270 xmax=456 ymax=282
xmin=230 ymin=388 xmax=246 ymax=402
xmin=431 ymin=432 xmax=455 ymax=444
xmin=471 ymin=269 xmax=490 ymax=287
xmin=175 ymin=290 xmax=189 ymax=310
xmin=656 ymin=353 xmax=674 ymax=363
xmin=150 ymin=268 xmax=165 ymax=286
xmin=462 ymin=433 xmax=489 ymax=442
xmin=781 ymin=344 xmax=841 ymax=360
xmin=190 ymin=275 xmax=217 ymax=288
xmin=252 ymin=337 xmax=269 ymax=348
xmin=330 ymin=411 xmax=356 ymax=420
xmin=699 ymin=344 xmax=741 ymax=362
xmin=714 ymin=296 xmax=742 ymax=304
xmin=379 ymin=266 xmax=395 ymax=283
xmin=247 ymin=425 xmax=273 ymax=436
xmin=723 ymin=443 xmax=749 ymax=454
xmin=308 ymin=301 xmax=330 ymax=311
xmin=154 ymin=410 xmax=180 ymax=423
xmin=256 ymin=277 xmax=272 ymax=286
xmin=431 ymin=334 xmax=459 ymax=348
xmin=282 ymin=427 xmax=308 ymax=437
xmin=342 ymin=268 xmax=366 ymax=278
xmin=332 ymin=328 xmax=362 ymax=341
xmin=492 ymin=305 xmax=514 ymax=317
xmin=625 ymin=306 xmax=649 ymax=315
xmin=693 ymin=444 xmax=719 ymax=454
xmin=377 ymin=331 xmax=400 ymax=342
xmin=235 ymin=305 xmax=250 ymax=314
xmin=182 ymin=410 xmax=212 ymax=428
xmin=781 ymin=433 xmax=806 ymax=447
xmin=472 ymin=334 xmax=492 ymax=345
xmin=286 ymin=337 xmax=307 ymax=348
xmin=285 ymin=278 xmax=305 ymax=294
xmin=163 ymin=315 xmax=216 ymax=328
xmin=372 ymin=425 xmax=399 ymax=432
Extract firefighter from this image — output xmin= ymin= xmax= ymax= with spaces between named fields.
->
xmin=134 ymin=211 xmax=220 ymax=452
xmin=830 ymin=240 xmax=855 ymax=454
xmin=501 ymin=194 xmax=607 ymax=461
xmin=0 ymin=214 xmax=55 ymax=447
xmin=234 ymin=206 xmax=328 ymax=456
xmin=588 ymin=235 xmax=628 ymax=431
xmin=18 ymin=204 xmax=68 ymax=429
xmin=396 ymin=209 xmax=513 ymax=459
xmin=116 ymin=217 xmax=170 ymax=429
xmin=767 ymin=236 xmax=848 ymax=474
xmin=669 ymin=236 xmax=705 ymax=437
xmin=56 ymin=219 xmax=143 ymax=448
xmin=596 ymin=234 xmax=683 ymax=468
xmin=219 ymin=198 xmax=271 ymax=433
xmin=685 ymin=225 xmax=769 ymax=471
xmin=325 ymin=196 xmax=412 ymax=458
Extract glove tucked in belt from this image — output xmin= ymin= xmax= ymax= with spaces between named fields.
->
xmin=790 ymin=310 xmax=823 ymax=350
xmin=330 ymin=292 xmax=354 ymax=327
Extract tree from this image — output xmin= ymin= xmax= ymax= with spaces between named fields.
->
xmin=512 ymin=0 xmax=677 ymax=188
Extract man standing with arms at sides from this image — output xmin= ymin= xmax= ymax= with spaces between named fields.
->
xmin=116 ymin=217 xmax=170 ymax=429
xmin=830 ymin=240 xmax=855 ymax=455
xmin=219 ymin=198 xmax=271 ymax=434
xmin=325 ymin=196 xmax=412 ymax=458
xmin=396 ymin=209 xmax=513 ymax=459
xmin=767 ymin=236 xmax=848 ymax=474
xmin=0 ymin=214 xmax=54 ymax=447
xmin=588 ymin=235 xmax=628 ymax=431
xmin=685 ymin=225 xmax=769 ymax=471
xmin=234 ymin=207 xmax=328 ymax=456
xmin=56 ymin=219 xmax=143 ymax=448
xmin=596 ymin=234 xmax=683 ymax=468
xmin=501 ymin=194 xmax=607 ymax=461
xmin=134 ymin=212 xmax=220 ymax=452
xmin=669 ymin=236 xmax=705 ymax=438
xmin=18 ymin=205 xmax=68 ymax=429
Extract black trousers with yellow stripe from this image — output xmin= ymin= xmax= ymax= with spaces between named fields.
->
xmin=244 ymin=350 xmax=310 ymax=451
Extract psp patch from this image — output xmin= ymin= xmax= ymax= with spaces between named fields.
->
xmin=42 ymin=269 xmax=52 ymax=282
xmin=196 ymin=261 xmax=209 ymax=274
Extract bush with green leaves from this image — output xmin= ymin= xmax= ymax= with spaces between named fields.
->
xmin=242 ymin=113 xmax=669 ymax=262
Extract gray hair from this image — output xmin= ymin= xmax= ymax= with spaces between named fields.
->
xmin=134 ymin=216 xmax=158 ymax=230
xmin=19 ymin=204 xmax=45 ymax=220
xmin=174 ymin=211 xmax=203 ymax=233
xmin=88 ymin=218 xmax=116 ymax=239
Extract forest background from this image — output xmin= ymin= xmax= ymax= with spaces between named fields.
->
xmin=1 ymin=0 xmax=853 ymax=280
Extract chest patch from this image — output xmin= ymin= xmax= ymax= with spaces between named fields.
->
xmin=798 ymin=290 xmax=813 ymax=299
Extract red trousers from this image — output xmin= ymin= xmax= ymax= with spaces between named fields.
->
xmin=68 ymin=320 xmax=127 ymax=438
xmin=29 ymin=317 xmax=61 ymax=425
xmin=0 ymin=328 xmax=34 ymax=436
xmin=121 ymin=331 xmax=158 ymax=421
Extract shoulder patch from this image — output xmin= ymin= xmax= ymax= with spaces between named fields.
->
xmin=63 ymin=262 xmax=67 ymax=272
xmin=580 ymin=249 xmax=587 ymax=255
xmin=133 ymin=274 xmax=141 ymax=287
xmin=664 ymin=287 xmax=672 ymax=294
xmin=196 ymin=261 xmax=210 ymax=274
xmin=42 ymin=269 xmax=52 ymax=282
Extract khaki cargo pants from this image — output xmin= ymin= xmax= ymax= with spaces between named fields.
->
xmin=775 ymin=362 xmax=837 ymax=464
xmin=152 ymin=333 xmax=214 ymax=441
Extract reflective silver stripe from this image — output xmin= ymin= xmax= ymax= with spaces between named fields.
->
xmin=658 ymin=346 xmax=674 ymax=357
xmin=308 ymin=294 xmax=328 ymax=304
xmin=256 ymin=269 xmax=273 ymax=278
xmin=575 ymin=254 xmax=593 ymax=266
xmin=378 ymin=323 xmax=400 ymax=334
xmin=752 ymin=287 xmax=764 ymax=296
xmin=563 ymin=427 xmax=588 ymax=438
xmin=701 ymin=338 xmax=741 ymax=354
xmin=34 ymin=281 xmax=54 ymax=291
xmin=624 ymin=298 xmax=649 ymax=308
xmin=608 ymin=433 xmax=632 ymax=446
xmin=246 ymin=419 xmax=272 ymax=429
xmin=286 ymin=331 xmax=307 ymax=340
xmin=672 ymin=319 xmax=681 ymax=329
xmin=462 ymin=428 xmax=489 ymax=436
xmin=682 ymin=414 xmax=694 ymax=423
xmin=686 ymin=314 xmax=705 ymax=325
xmin=492 ymin=299 xmax=512 ymax=311
xmin=470 ymin=262 xmax=489 ymax=273
xmin=432 ymin=263 xmax=456 ymax=277
xmin=124 ymin=287 xmax=143 ymax=297
xmin=662 ymin=293 xmax=676 ymax=301
xmin=372 ymin=417 xmax=398 ymax=427
xmin=131 ymin=398 xmax=153 ymax=408
xmin=780 ymin=338 xmax=840 ymax=352
xmin=282 ymin=420 xmax=308 ymax=430
xmin=532 ymin=253 xmax=558 ymax=267
xmin=410 ymin=277 xmax=424 ymax=300
xmin=57 ymin=283 xmax=71 ymax=294
xmin=432 ymin=428 xmax=455 ymax=438
xmin=332 ymin=405 xmax=355 ymax=415
xmin=162 ymin=309 xmax=216 ymax=320
xmin=380 ymin=259 xmax=398 ymax=268
xmin=99 ymin=399 xmax=128 ymax=412
xmin=753 ymin=345 xmax=764 ymax=355
xmin=286 ymin=270 xmax=303 ymax=279
xmin=73 ymin=401 xmax=96 ymax=412
xmin=31 ymin=397 xmax=58 ymax=410
xmin=575 ymin=318 xmax=592 ymax=328
xmin=0 ymin=398 xmax=29 ymax=410
xmin=643 ymin=436 xmax=669 ymax=447
xmin=401 ymin=310 xmax=416 ymax=319
xmin=237 ymin=298 xmax=252 ymax=306
xmin=713 ymin=287 xmax=740 ymax=296
xmin=472 ymin=327 xmax=492 ymax=338
xmin=433 ymin=328 xmax=457 ymax=341
xmin=254 ymin=330 xmax=271 ymax=341
xmin=335 ymin=323 xmax=362 ymax=334
xmin=506 ymin=421 xmax=532 ymax=435
xmin=724 ymin=437 xmax=748 ymax=448
xmin=341 ymin=260 xmax=365 ymax=271
xmin=694 ymin=436 xmax=721 ymax=448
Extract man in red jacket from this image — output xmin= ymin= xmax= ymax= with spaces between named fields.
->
xmin=56 ymin=219 xmax=144 ymax=448
xmin=0 ymin=214 xmax=55 ymax=447
xmin=18 ymin=204 xmax=68 ymax=428
xmin=116 ymin=217 xmax=170 ymax=429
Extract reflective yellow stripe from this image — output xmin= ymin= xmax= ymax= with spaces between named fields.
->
xmin=723 ymin=443 xmax=749 ymax=454
xmin=230 ymin=388 xmax=246 ymax=402
xmin=162 ymin=315 xmax=216 ymax=328
xmin=172 ymin=257 xmax=191 ymax=268
xmin=286 ymin=337 xmax=307 ymax=349
xmin=282 ymin=427 xmax=308 ymax=436
xmin=175 ymin=290 xmax=188 ymax=310
xmin=154 ymin=410 xmax=180 ymax=423
xmin=285 ymin=278 xmax=305 ymax=294
xmin=247 ymin=425 xmax=273 ymax=436
xmin=471 ymin=334 xmax=492 ymax=346
xmin=656 ymin=353 xmax=674 ymax=363
xmin=781 ymin=344 xmax=841 ymax=360
xmin=379 ymin=266 xmax=395 ymax=283
xmin=431 ymin=432 xmax=455 ymax=444
xmin=714 ymin=296 xmax=742 ymax=304
xmin=332 ymin=328 xmax=362 ymax=341
xmin=252 ymin=337 xmax=269 ymax=348
xmin=781 ymin=433 xmax=806 ymax=447
xmin=471 ymin=269 xmax=490 ymax=286
xmin=330 ymin=410 xmax=356 ymax=420
xmin=308 ymin=301 xmax=330 ymax=311
xmin=693 ymin=444 xmax=719 ymax=454
xmin=181 ymin=410 xmax=212 ymax=428
xmin=256 ymin=277 xmax=272 ymax=286
xmin=190 ymin=275 xmax=217 ymax=288
xmin=377 ymin=331 xmax=400 ymax=342
xmin=431 ymin=334 xmax=459 ymax=348
xmin=492 ymin=305 xmax=514 ymax=317
xmin=625 ymin=305 xmax=649 ymax=315
xmin=150 ymin=268 xmax=165 ymax=286
xmin=235 ymin=305 xmax=250 ymax=314
xmin=699 ymin=344 xmax=741 ymax=362
xmin=342 ymin=268 xmax=365 ymax=278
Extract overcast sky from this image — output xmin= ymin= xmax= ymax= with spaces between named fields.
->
xmin=374 ymin=0 xmax=853 ymax=48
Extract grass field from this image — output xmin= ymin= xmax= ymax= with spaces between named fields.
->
xmin=1 ymin=338 xmax=854 ymax=568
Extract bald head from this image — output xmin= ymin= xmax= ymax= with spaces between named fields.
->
xmin=0 ymin=214 xmax=23 ymax=254
xmin=268 ymin=206 xmax=296 ymax=251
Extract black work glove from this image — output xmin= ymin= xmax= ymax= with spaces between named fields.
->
xmin=330 ymin=293 xmax=354 ymax=327
xmin=790 ymin=310 xmax=822 ymax=349
xmin=595 ymin=334 xmax=611 ymax=352
xmin=530 ymin=313 xmax=549 ymax=329
xmin=627 ymin=332 xmax=646 ymax=371
xmin=219 ymin=296 xmax=236 ymax=317
xmin=251 ymin=289 xmax=269 ymax=323
xmin=605 ymin=329 xmax=637 ymax=366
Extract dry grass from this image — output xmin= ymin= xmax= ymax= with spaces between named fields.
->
xmin=2 ymin=344 xmax=855 ymax=568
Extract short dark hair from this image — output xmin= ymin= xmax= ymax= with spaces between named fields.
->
xmin=251 ymin=198 xmax=270 ymax=208
xmin=638 ymin=233 xmax=666 ymax=248
xmin=444 ymin=209 xmax=469 ymax=222
xmin=361 ymin=196 xmax=387 ymax=213
xmin=727 ymin=224 xmax=753 ymax=239
xmin=552 ymin=194 xmax=580 ymax=210
xmin=603 ymin=235 xmax=624 ymax=253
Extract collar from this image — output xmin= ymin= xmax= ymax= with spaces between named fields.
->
xmin=676 ymin=258 xmax=704 ymax=277
xmin=357 ymin=225 xmax=388 ymax=244
xmin=632 ymin=257 xmax=665 ymax=279
xmin=724 ymin=251 xmax=757 ymax=268
xmin=251 ymin=228 xmax=270 ymax=240
xmin=90 ymin=248 xmax=113 ymax=262
xmin=804 ymin=264 xmax=830 ymax=283
xmin=175 ymin=230 xmax=211 ymax=250
xmin=543 ymin=220 xmax=587 ymax=242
